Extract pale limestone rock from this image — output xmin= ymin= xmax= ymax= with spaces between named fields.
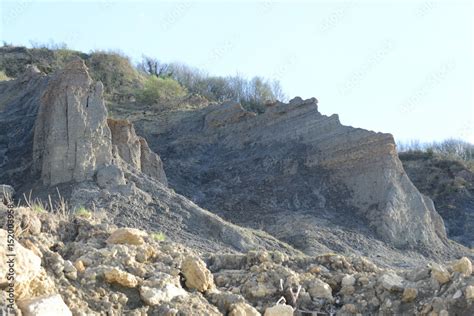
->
xmin=33 ymin=59 xmax=112 ymax=186
xmin=402 ymin=288 xmax=417 ymax=302
xmin=139 ymin=284 xmax=187 ymax=306
xmin=182 ymin=256 xmax=215 ymax=292
xmin=466 ymin=285 xmax=474 ymax=300
xmin=15 ymin=270 xmax=57 ymax=301
xmin=307 ymin=278 xmax=333 ymax=300
xmin=229 ymin=302 xmax=261 ymax=316
xmin=451 ymin=257 xmax=472 ymax=276
xmin=107 ymin=228 xmax=147 ymax=246
xmin=0 ymin=229 xmax=41 ymax=285
xmin=74 ymin=260 xmax=86 ymax=273
xmin=263 ymin=304 xmax=293 ymax=316
xmin=431 ymin=263 xmax=450 ymax=284
xmin=378 ymin=273 xmax=404 ymax=291
xmin=18 ymin=294 xmax=72 ymax=316
xmin=104 ymin=267 xmax=138 ymax=288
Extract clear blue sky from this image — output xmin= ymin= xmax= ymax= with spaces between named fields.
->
xmin=1 ymin=0 xmax=473 ymax=143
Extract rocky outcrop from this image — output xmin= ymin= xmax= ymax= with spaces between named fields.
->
xmin=26 ymin=60 xmax=167 ymax=187
xmin=1 ymin=206 xmax=472 ymax=315
xmin=108 ymin=118 xmax=167 ymax=185
xmin=32 ymin=59 xmax=112 ymax=185
xmin=135 ymin=96 xmax=452 ymax=257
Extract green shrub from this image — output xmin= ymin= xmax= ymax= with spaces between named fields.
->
xmin=31 ymin=203 xmax=46 ymax=213
xmin=75 ymin=206 xmax=92 ymax=218
xmin=151 ymin=231 xmax=166 ymax=242
xmin=136 ymin=76 xmax=186 ymax=105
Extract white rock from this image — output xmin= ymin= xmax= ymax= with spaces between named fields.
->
xmin=452 ymin=289 xmax=462 ymax=299
xmin=378 ymin=273 xmax=404 ymax=291
xmin=18 ymin=294 xmax=72 ymax=316
xmin=140 ymin=284 xmax=187 ymax=306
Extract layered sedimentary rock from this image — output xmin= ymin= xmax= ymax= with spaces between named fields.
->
xmin=137 ymin=97 xmax=450 ymax=256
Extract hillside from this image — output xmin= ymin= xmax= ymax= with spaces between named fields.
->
xmin=399 ymin=151 xmax=474 ymax=248
xmin=0 ymin=47 xmax=473 ymax=315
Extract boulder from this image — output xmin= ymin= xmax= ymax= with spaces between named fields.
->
xmin=402 ymin=288 xmax=417 ymax=302
xmin=263 ymin=304 xmax=293 ymax=316
xmin=466 ymin=285 xmax=474 ymax=300
xmin=139 ymin=284 xmax=187 ymax=306
xmin=307 ymin=278 xmax=333 ymax=300
xmin=378 ymin=273 xmax=404 ymax=292
xmin=182 ymin=256 xmax=215 ymax=292
xmin=107 ymin=228 xmax=147 ymax=246
xmin=431 ymin=263 xmax=450 ymax=284
xmin=451 ymin=257 xmax=472 ymax=276
xmin=341 ymin=274 xmax=356 ymax=287
xmin=104 ymin=267 xmax=138 ymax=288
xmin=17 ymin=294 xmax=72 ymax=316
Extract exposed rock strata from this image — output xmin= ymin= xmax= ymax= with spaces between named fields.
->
xmin=134 ymin=96 xmax=450 ymax=256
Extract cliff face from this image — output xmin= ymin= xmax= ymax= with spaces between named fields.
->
xmin=0 ymin=61 xmax=299 ymax=255
xmin=0 ymin=57 xmax=467 ymax=264
xmin=132 ymin=97 xmax=449 ymax=256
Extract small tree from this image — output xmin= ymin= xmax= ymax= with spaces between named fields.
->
xmin=138 ymin=56 xmax=172 ymax=78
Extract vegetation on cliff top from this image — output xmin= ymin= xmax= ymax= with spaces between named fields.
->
xmin=0 ymin=43 xmax=285 ymax=113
